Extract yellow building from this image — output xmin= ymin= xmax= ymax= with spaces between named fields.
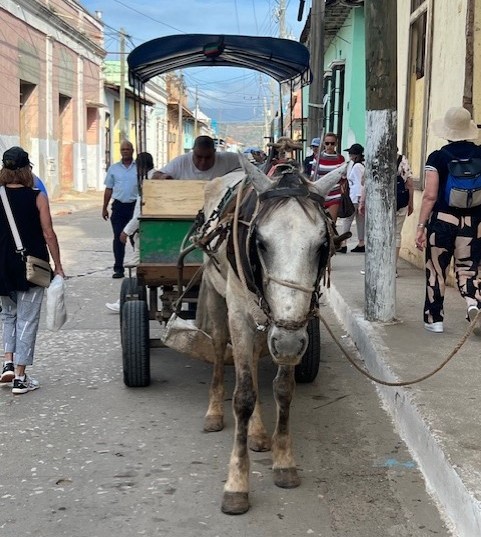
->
xmin=398 ymin=0 xmax=481 ymax=268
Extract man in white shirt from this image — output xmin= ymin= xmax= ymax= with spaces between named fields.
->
xmin=155 ymin=136 xmax=240 ymax=180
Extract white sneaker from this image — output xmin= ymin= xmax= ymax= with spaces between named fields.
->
xmin=12 ymin=375 xmax=39 ymax=394
xmin=424 ymin=322 xmax=444 ymax=333
xmin=105 ymin=300 xmax=120 ymax=313
xmin=467 ymin=306 xmax=481 ymax=336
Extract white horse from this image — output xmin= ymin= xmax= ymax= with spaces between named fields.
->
xmin=196 ymin=156 xmax=347 ymax=514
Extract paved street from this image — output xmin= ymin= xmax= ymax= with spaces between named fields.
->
xmin=0 ymin=206 xmax=451 ymax=536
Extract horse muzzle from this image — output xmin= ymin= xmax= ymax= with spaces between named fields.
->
xmin=267 ymin=324 xmax=308 ymax=365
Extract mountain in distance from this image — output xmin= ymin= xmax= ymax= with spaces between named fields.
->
xmin=216 ymin=121 xmax=268 ymax=151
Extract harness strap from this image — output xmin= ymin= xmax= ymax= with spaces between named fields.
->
xmin=232 ymin=176 xmax=269 ymax=330
xmin=259 ymin=186 xmax=309 ymax=201
xmin=257 ymin=250 xmax=315 ymax=294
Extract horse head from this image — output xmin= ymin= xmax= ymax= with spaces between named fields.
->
xmin=239 ymin=155 xmax=347 ymax=366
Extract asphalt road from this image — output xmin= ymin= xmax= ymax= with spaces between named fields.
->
xmin=0 ymin=208 xmax=452 ymax=537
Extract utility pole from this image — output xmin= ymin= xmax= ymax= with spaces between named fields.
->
xmin=194 ymin=85 xmax=199 ymax=138
xmin=278 ymin=0 xmax=286 ymax=38
xmin=364 ymin=0 xmax=397 ymax=322
xmin=177 ymin=72 xmax=184 ymax=156
xmin=262 ymin=93 xmax=270 ymax=144
xmin=307 ymin=0 xmax=324 ymax=143
xmin=119 ymin=28 xmax=126 ymax=141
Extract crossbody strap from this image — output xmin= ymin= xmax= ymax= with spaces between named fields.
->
xmin=0 ymin=186 xmax=25 ymax=253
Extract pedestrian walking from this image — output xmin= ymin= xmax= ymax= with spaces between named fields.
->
xmin=303 ymin=137 xmax=320 ymax=177
xmin=310 ymin=133 xmax=346 ymax=224
xmin=102 ymin=140 xmax=138 ymax=279
xmin=338 ymin=143 xmax=365 ymax=253
xmin=0 ymin=146 xmax=64 ymax=393
xmin=415 ymin=106 xmax=481 ymax=334
xmin=395 ymin=151 xmax=414 ymax=273
xmin=105 ymin=152 xmax=155 ymax=313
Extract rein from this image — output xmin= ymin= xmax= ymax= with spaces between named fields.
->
xmin=319 ymin=308 xmax=481 ymax=387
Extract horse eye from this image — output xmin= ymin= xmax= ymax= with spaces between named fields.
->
xmin=257 ymin=240 xmax=267 ymax=252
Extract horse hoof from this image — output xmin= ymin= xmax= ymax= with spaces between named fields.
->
xmin=248 ymin=434 xmax=271 ymax=452
xmin=204 ymin=415 xmax=224 ymax=432
xmin=221 ymin=492 xmax=249 ymax=515
xmin=273 ymin=467 xmax=301 ymax=488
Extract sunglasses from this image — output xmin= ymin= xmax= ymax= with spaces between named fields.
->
xmin=324 ymin=141 xmax=336 ymax=146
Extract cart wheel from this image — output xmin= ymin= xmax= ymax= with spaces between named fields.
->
xmin=295 ymin=317 xmax=321 ymax=383
xmin=120 ymin=277 xmax=146 ymax=327
xmin=122 ymin=300 xmax=150 ymax=387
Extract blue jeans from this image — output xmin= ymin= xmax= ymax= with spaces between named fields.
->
xmin=1 ymin=288 xmax=44 ymax=366
xmin=110 ymin=199 xmax=136 ymax=273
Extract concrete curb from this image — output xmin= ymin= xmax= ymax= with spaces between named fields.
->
xmin=324 ymin=282 xmax=481 ymax=537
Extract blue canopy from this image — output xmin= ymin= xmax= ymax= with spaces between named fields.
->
xmin=128 ymin=34 xmax=311 ymax=88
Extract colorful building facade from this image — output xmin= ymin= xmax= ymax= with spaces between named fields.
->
xmin=0 ymin=0 xmax=105 ymax=196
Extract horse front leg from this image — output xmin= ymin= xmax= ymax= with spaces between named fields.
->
xmin=222 ymin=361 xmax=256 ymax=514
xmin=271 ymin=365 xmax=300 ymax=489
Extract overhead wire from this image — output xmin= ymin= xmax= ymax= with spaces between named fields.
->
xmin=94 ymin=0 xmax=295 ymax=124
xmin=111 ymin=0 xmax=185 ymax=34
xmin=233 ymin=0 xmax=241 ymax=34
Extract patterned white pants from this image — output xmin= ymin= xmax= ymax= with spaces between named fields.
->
xmin=1 ymin=287 xmax=44 ymax=366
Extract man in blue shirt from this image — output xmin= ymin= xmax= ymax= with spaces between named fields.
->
xmin=102 ymin=140 xmax=138 ymax=278
xmin=34 ymin=175 xmax=47 ymax=195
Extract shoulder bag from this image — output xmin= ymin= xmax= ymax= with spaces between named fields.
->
xmin=0 ymin=186 xmax=52 ymax=287
xmin=338 ymin=181 xmax=355 ymax=219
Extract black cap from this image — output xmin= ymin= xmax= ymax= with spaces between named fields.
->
xmin=344 ymin=143 xmax=364 ymax=155
xmin=2 ymin=146 xmax=30 ymax=170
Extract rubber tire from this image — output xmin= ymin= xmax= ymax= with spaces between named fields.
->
xmin=120 ymin=277 xmax=146 ymax=328
xmin=295 ymin=317 xmax=321 ymax=383
xmin=122 ymin=300 xmax=150 ymax=387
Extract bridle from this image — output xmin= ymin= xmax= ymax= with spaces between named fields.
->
xmin=229 ymin=163 xmax=333 ymax=331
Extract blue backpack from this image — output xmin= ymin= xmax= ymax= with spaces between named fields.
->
xmin=442 ymin=149 xmax=481 ymax=209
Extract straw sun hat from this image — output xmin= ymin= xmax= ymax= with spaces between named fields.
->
xmin=431 ymin=106 xmax=479 ymax=141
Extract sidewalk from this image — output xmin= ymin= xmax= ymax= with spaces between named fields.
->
xmin=325 ymin=242 xmax=481 ymax=536
xmin=50 ymin=190 xmax=103 ymax=216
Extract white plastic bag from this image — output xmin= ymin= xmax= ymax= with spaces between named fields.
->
xmin=46 ymin=275 xmax=67 ymax=331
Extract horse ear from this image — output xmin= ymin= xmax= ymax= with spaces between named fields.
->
xmin=238 ymin=152 xmax=272 ymax=194
xmin=311 ymin=162 xmax=348 ymax=198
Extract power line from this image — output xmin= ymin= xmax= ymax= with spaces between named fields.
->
xmin=112 ymin=0 xmax=185 ymax=34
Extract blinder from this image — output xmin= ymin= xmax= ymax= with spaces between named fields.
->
xmin=226 ymin=175 xmax=332 ymax=324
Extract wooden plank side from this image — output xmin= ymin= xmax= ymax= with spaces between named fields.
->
xmin=136 ymin=263 xmax=202 ymax=286
xmin=142 ymin=180 xmax=207 ymax=217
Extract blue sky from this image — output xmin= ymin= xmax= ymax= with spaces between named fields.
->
xmin=80 ymin=0 xmax=309 ymax=122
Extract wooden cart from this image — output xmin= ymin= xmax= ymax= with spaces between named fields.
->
xmin=120 ymin=179 xmax=207 ymax=387
xmin=122 ymin=33 xmax=320 ymax=388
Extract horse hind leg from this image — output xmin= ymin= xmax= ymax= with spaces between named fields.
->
xmin=271 ymin=365 xmax=300 ymax=489
xmin=247 ymin=344 xmax=271 ymax=452
xmin=198 ymin=279 xmax=228 ymax=433
xmin=204 ymin=336 xmax=227 ymax=432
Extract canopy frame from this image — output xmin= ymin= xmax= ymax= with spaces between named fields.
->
xmin=127 ymin=34 xmax=311 ymax=153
